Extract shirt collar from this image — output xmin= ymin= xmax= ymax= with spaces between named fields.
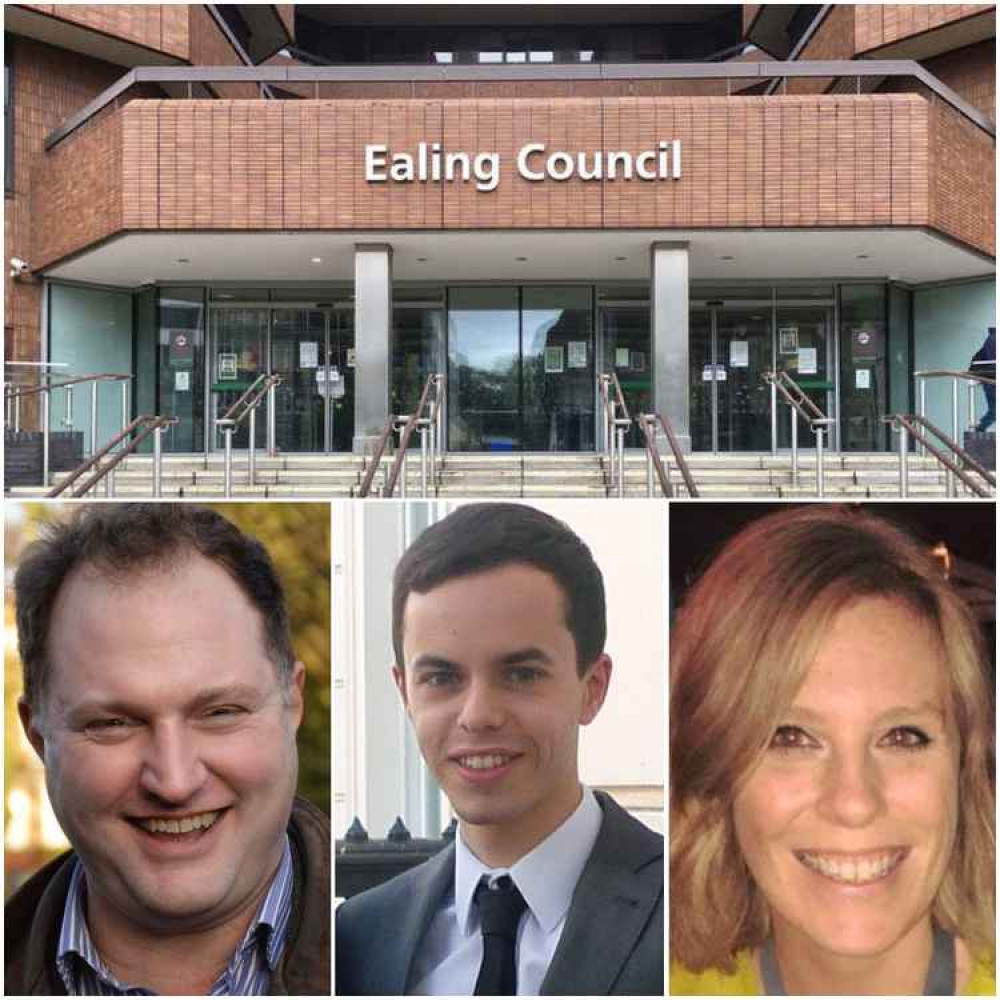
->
xmin=56 ymin=836 xmax=294 ymax=994
xmin=454 ymin=787 xmax=602 ymax=936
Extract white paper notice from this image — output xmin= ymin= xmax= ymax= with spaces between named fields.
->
xmin=730 ymin=340 xmax=749 ymax=368
xmin=855 ymin=368 xmax=871 ymax=390
xmin=300 ymin=341 xmax=319 ymax=369
xmin=568 ymin=341 xmax=588 ymax=369
xmin=174 ymin=371 xmax=190 ymax=392
xmin=798 ymin=347 xmax=817 ymax=375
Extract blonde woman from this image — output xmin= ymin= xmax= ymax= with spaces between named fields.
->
xmin=670 ymin=505 xmax=995 ymax=996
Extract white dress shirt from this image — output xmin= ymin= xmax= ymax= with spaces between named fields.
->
xmin=409 ymin=787 xmax=603 ymax=996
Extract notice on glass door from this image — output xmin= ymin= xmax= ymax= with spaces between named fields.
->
xmin=568 ymin=341 xmax=588 ymax=369
xmin=545 ymin=346 xmax=565 ymax=373
xmin=855 ymin=368 xmax=871 ymax=390
xmin=798 ymin=347 xmax=818 ymax=375
xmin=299 ymin=341 xmax=319 ymax=369
xmin=730 ymin=340 xmax=749 ymax=368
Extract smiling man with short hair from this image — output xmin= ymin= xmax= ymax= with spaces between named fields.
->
xmin=5 ymin=504 xmax=330 ymax=997
xmin=336 ymin=502 xmax=664 ymax=997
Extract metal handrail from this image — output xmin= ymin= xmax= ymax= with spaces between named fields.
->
xmin=214 ymin=373 xmax=281 ymax=496
xmin=915 ymin=369 xmax=996 ymax=457
xmin=883 ymin=413 xmax=994 ymax=498
xmin=638 ymin=412 xmax=700 ymax=498
xmin=4 ymin=372 xmax=133 ymax=486
xmin=384 ymin=374 xmax=446 ymax=499
xmin=599 ymin=373 xmax=632 ymax=498
xmin=764 ymin=370 xmax=835 ymax=497
xmin=47 ymin=415 xmax=178 ymax=498
xmin=356 ymin=420 xmax=396 ymax=498
xmin=46 ymin=59 xmax=994 ymax=151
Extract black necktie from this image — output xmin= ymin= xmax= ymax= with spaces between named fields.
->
xmin=473 ymin=875 xmax=527 ymax=996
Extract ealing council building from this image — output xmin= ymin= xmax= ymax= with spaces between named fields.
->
xmin=4 ymin=4 xmax=996 ymax=496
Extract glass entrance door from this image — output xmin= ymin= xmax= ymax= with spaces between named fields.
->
xmin=599 ymin=303 xmax=651 ymax=449
xmin=690 ymin=304 xmax=772 ymax=451
xmin=271 ymin=309 xmax=328 ymax=452
xmin=447 ymin=286 xmax=597 ymax=452
xmin=210 ymin=308 xmax=267 ymax=450
xmin=775 ymin=304 xmax=834 ymax=449
xmin=209 ymin=304 xmax=354 ymax=454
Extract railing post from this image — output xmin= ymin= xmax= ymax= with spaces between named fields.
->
xmin=267 ymin=381 xmax=277 ymax=456
xmin=790 ymin=407 xmax=798 ymax=487
xmin=646 ymin=428 xmax=654 ymax=499
xmin=419 ymin=423 xmax=428 ymax=498
xmin=90 ymin=380 xmax=99 ymax=457
xmin=968 ymin=380 xmax=978 ymax=431
xmin=153 ymin=424 xmax=164 ymax=498
xmin=104 ymin=464 xmax=115 ymax=497
xmin=815 ymin=425 xmax=825 ymax=498
xmin=42 ymin=389 xmax=51 ymax=487
xmin=15 ymin=391 xmax=21 ymax=432
xmin=249 ymin=406 xmax=257 ymax=486
xmin=951 ymin=378 xmax=960 ymax=448
xmin=770 ymin=379 xmax=778 ymax=455
xmin=120 ymin=380 xmax=130 ymax=439
xmin=917 ymin=378 xmax=927 ymax=456
xmin=898 ymin=421 xmax=909 ymax=497
xmin=224 ymin=426 xmax=234 ymax=497
xmin=615 ymin=427 xmax=625 ymax=497
xmin=400 ymin=440 xmax=408 ymax=499
xmin=64 ymin=386 xmax=74 ymax=428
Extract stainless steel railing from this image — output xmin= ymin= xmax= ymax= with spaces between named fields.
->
xmin=598 ymin=372 xmax=631 ymax=498
xmin=883 ymin=412 xmax=994 ymax=498
xmin=214 ymin=373 xmax=282 ymax=497
xmin=47 ymin=414 xmax=178 ymax=498
xmin=637 ymin=412 xmax=700 ymax=498
xmin=914 ymin=369 xmax=996 ymax=458
xmin=5 ymin=371 xmax=133 ymax=486
xmin=764 ymin=370 xmax=835 ymax=497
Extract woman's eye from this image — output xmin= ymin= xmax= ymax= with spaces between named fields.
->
xmin=880 ymin=726 xmax=932 ymax=750
xmin=769 ymin=725 xmax=818 ymax=751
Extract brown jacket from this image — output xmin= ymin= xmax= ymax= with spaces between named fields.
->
xmin=5 ymin=797 xmax=330 ymax=996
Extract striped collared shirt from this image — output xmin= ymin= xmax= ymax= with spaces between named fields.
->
xmin=55 ymin=836 xmax=294 ymax=996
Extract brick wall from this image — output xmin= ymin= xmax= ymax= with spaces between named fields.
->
xmin=19 ymin=4 xmax=190 ymax=59
xmin=31 ymin=93 xmax=993 ymax=265
xmin=743 ymin=5 xmax=763 ymax=37
xmin=925 ymin=40 xmax=996 ymax=122
xmin=930 ymin=99 xmax=996 ymax=256
xmin=189 ymin=6 xmax=257 ymax=99
xmin=4 ymin=36 xmax=123 ymax=367
xmin=855 ymin=4 xmax=995 ymax=54
xmin=788 ymin=6 xmax=856 ymax=95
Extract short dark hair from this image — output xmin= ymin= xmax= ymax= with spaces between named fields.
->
xmin=392 ymin=503 xmax=606 ymax=675
xmin=15 ymin=504 xmax=295 ymax=711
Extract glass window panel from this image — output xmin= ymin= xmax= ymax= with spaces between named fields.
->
xmin=839 ymin=284 xmax=888 ymax=451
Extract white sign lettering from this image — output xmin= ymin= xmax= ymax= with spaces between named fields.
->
xmin=364 ymin=140 xmax=682 ymax=190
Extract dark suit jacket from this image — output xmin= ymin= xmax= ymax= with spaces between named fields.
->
xmin=336 ymin=791 xmax=663 ymax=996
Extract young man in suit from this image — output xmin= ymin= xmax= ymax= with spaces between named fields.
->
xmin=336 ymin=503 xmax=663 ymax=996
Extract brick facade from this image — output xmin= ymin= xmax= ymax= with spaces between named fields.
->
xmin=788 ymin=6 xmax=856 ymax=95
xmin=19 ymin=4 xmax=190 ymax=59
xmin=924 ymin=40 xmax=996 ymax=122
xmin=30 ymin=93 xmax=993 ymax=268
xmin=4 ymin=36 xmax=123 ymax=366
xmin=855 ymin=4 xmax=995 ymax=54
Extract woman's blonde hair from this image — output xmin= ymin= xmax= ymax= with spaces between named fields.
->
xmin=670 ymin=504 xmax=995 ymax=972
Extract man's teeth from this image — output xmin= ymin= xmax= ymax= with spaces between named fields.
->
xmin=460 ymin=754 xmax=511 ymax=770
xmin=138 ymin=811 xmax=221 ymax=835
xmin=798 ymin=850 xmax=904 ymax=884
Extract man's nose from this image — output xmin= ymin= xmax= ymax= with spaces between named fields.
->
xmin=457 ymin=678 xmax=505 ymax=732
xmin=816 ymin=748 xmax=885 ymax=828
xmin=138 ymin=722 xmax=208 ymax=804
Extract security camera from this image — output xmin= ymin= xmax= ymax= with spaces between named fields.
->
xmin=10 ymin=257 xmax=30 ymax=278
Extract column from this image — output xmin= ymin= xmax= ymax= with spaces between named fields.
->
xmin=650 ymin=241 xmax=690 ymax=451
xmin=353 ymin=243 xmax=393 ymax=454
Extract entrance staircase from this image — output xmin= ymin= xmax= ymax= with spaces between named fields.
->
xmin=6 ymin=449 xmax=992 ymax=499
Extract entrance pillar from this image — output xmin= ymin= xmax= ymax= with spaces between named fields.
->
xmin=650 ymin=241 xmax=690 ymax=451
xmin=353 ymin=243 xmax=393 ymax=454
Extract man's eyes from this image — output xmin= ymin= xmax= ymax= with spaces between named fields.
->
xmin=416 ymin=670 xmax=460 ymax=688
xmin=414 ymin=666 xmax=545 ymax=688
xmin=505 ymin=665 xmax=544 ymax=684
xmin=84 ymin=717 xmax=138 ymax=740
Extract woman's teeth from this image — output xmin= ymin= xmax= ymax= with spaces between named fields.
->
xmin=797 ymin=849 xmax=905 ymax=885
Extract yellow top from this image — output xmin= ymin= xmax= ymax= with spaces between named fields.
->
xmin=671 ymin=950 xmax=997 ymax=996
